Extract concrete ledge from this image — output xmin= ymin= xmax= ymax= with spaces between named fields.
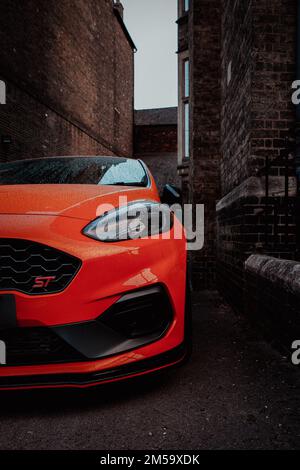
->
xmin=216 ymin=176 xmax=297 ymax=212
xmin=245 ymin=255 xmax=300 ymax=350
xmin=245 ymin=255 xmax=300 ymax=298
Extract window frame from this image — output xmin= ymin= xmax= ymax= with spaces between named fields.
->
xmin=184 ymin=0 xmax=189 ymax=13
xmin=183 ymin=101 xmax=190 ymax=159
xmin=178 ymin=51 xmax=190 ymax=164
xmin=183 ymin=58 xmax=190 ymax=99
xmin=178 ymin=0 xmax=190 ymax=17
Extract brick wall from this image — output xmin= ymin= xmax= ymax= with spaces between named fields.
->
xmin=134 ymin=108 xmax=179 ymax=192
xmin=134 ymin=125 xmax=177 ymax=155
xmin=220 ymin=0 xmax=252 ymax=195
xmin=0 ymin=0 xmax=134 ymax=162
xmin=189 ymin=0 xmax=221 ymax=289
xmin=251 ymin=0 xmax=296 ymax=178
xmin=217 ymin=184 xmax=298 ymax=311
xmin=217 ymin=0 xmax=298 ymax=311
xmin=221 ymin=0 xmax=296 ymax=194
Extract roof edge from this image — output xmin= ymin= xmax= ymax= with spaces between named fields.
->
xmin=113 ymin=7 xmax=137 ymax=52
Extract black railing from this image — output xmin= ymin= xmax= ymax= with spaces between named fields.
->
xmin=257 ymin=130 xmax=298 ymax=258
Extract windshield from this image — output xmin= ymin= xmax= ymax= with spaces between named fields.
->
xmin=0 ymin=157 xmax=149 ymax=187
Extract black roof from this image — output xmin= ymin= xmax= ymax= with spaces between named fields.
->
xmin=134 ymin=107 xmax=178 ymax=126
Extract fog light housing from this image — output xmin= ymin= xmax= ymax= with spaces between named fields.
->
xmin=98 ymin=285 xmax=173 ymax=339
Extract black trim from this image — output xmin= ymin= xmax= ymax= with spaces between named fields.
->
xmin=0 ymin=295 xmax=16 ymax=328
xmin=0 ymin=343 xmax=187 ymax=389
xmin=176 ymin=46 xmax=189 ymax=55
xmin=52 ymin=285 xmax=173 ymax=361
xmin=137 ymin=159 xmax=151 ymax=188
xmin=135 ymin=123 xmax=177 ymax=129
xmin=176 ymin=13 xmax=189 ymax=25
xmin=1 ymin=326 xmax=84 ymax=366
xmin=0 ymin=239 xmax=82 ymax=296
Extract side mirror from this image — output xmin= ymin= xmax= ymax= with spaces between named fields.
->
xmin=161 ymin=184 xmax=182 ymax=206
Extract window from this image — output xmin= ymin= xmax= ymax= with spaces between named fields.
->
xmin=184 ymin=103 xmax=190 ymax=159
xmin=183 ymin=58 xmax=190 ymax=159
xmin=0 ymin=157 xmax=149 ymax=187
xmin=184 ymin=59 xmax=189 ymax=98
xmin=178 ymin=52 xmax=190 ymax=163
xmin=0 ymin=80 xmax=6 ymax=105
xmin=184 ymin=0 xmax=189 ymax=12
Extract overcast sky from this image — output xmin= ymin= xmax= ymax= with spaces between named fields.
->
xmin=122 ymin=0 xmax=178 ymax=110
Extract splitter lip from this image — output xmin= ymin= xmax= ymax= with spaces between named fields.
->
xmin=0 ymin=343 xmax=187 ymax=390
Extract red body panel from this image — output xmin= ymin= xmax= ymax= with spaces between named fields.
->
xmin=0 ymin=160 xmax=187 ymax=389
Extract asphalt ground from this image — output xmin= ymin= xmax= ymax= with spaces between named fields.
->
xmin=0 ymin=291 xmax=299 ymax=450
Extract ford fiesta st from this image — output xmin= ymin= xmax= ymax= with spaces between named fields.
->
xmin=0 ymin=156 xmax=191 ymax=390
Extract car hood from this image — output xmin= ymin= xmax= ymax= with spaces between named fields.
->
xmin=0 ymin=184 xmax=157 ymax=221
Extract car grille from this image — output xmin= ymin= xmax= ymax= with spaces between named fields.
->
xmin=0 ymin=327 xmax=84 ymax=366
xmin=0 ymin=239 xmax=81 ymax=295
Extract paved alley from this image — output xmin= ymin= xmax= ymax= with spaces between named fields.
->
xmin=0 ymin=292 xmax=299 ymax=450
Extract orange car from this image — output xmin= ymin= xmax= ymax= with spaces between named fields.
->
xmin=0 ymin=156 xmax=191 ymax=390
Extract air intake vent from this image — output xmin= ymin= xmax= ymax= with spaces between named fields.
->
xmin=0 ymin=239 xmax=81 ymax=295
xmin=99 ymin=285 xmax=173 ymax=339
xmin=0 ymin=327 xmax=84 ymax=366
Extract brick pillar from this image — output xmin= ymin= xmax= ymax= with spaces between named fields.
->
xmin=190 ymin=0 xmax=221 ymax=289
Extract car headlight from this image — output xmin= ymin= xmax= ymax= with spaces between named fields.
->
xmin=83 ymin=201 xmax=174 ymax=242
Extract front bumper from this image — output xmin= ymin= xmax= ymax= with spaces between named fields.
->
xmin=1 ymin=285 xmax=174 ymax=367
xmin=0 ymin=343 xmax=187 ymax=390
xmin=0 ymin=214 xmax=187 ymax=388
